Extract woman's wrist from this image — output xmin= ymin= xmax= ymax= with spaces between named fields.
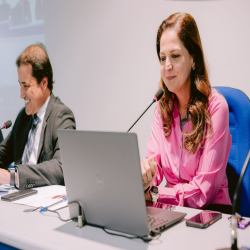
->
xmin=145 ymin=190 xmax=152 ymax=201
xmin=144 ymin=186 xmax=150 ymax=194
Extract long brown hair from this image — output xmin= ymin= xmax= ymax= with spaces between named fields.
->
xmin=156 ymin=13 xmax=212 ymax=153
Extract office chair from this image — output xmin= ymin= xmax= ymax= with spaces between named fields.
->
xmin=214 ymin=86 xmax=250 ymax=217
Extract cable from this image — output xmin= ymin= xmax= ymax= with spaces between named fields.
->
xmin=33 ymin=201 xmax=161 ymax=242
xmin=102 ymin=228 xmax=140 ymax=240
xmin=102 ymin=227 xmax=161 ymax=242
xmin=68 ymin=201 xmax=84 ymax=228
xmin=32 ymin=206 xmax=74 ymax=222
xmin=32 ymin=200 xmax=82 ymax=224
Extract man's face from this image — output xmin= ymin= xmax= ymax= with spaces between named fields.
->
xmin=18 ymin=64 xmax=48 ymax=115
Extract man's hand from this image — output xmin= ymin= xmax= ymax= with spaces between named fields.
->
xmin=0 ymin=169 xmax=10 ymax=185
xmin=141 ymin=157 xmax=157 ymax=191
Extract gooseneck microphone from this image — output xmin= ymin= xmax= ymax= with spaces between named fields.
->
xmin=127 ymin=89 xmax=164 ymax=132
xmin=230 ymin=149 xmax=250 ymax=250
xmin=0 ymin=120 xmax=12 ymax=130
xmin=232 ymin=149 xmax=250 ymax=216
xmin=217 ymin=149 xmax=250 ymax=250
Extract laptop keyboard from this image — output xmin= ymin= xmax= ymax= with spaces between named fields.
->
xmin=147 ymin=215 xmax=168 ymax=229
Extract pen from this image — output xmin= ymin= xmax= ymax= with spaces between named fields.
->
xmin=40 ymin=197 xmax=67 ymax=212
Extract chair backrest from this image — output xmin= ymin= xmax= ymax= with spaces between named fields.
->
xmin=214 ymin=86 xmax=250 ymax=217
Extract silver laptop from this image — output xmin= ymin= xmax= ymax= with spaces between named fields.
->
xmin=58 ymin=130 xmax=186 ymax=238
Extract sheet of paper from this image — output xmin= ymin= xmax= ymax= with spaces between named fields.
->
xmin=0 ymin=184 xmax=15 ymax=192
xmin=13 ymin=185 xmax=66 ymax=205
xmin=28 ymin=194 xmax=68 ymax=211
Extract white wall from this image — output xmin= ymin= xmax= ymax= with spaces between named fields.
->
xmin=2 ymin=0 xmax=250 ymax=159
xmin=43 ymin=0 xmax=250 ymax=158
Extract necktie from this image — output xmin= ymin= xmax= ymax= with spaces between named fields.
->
xmin=22 ymin=114 xmax=40 ymax=164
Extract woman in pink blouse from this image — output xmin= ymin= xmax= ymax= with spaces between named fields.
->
xmin=141 ymin=13 xmax=232 ymax=211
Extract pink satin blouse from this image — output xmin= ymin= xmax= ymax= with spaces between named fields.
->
xmin=146 ymin=88 xmax=232 ymax=208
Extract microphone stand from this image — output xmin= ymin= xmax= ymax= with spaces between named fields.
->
xmin=127 ymin=89 xmax=163 ymax=132
xmin=127 ymin=101 xmax=156 ymax=132
xmin=218 ymin=149 xmax=250 ymax=250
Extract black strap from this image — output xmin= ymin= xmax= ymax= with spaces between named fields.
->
xmin=144 ymin=186 xmax=150 ymax=194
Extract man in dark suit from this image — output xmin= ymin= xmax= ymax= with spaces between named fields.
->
xmin=0 ymin=43 xmax=76 ymax=189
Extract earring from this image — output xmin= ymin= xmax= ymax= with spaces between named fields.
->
xmin=192 ymin=65 xmax=195 ymax=71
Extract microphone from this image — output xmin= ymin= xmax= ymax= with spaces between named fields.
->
xmin=127 ymin=89 xmax=163 ymax=132
xmin=0 ymin=120 xmax=12 ymax=130
xmin=217 ymin=149 xmax=250 ymax=250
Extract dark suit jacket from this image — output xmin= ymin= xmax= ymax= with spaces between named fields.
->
xmin=0 ymin=131 xmax=3 ymax=143
xmin=0 ymin=93 xmax=76 ymax=189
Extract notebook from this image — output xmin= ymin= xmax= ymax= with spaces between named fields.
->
xmin=58 ymin=130 xmax=186 ymax=237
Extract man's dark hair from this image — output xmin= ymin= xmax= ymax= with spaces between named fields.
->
xmin=16 ymin=43 xmax=54 ymax=91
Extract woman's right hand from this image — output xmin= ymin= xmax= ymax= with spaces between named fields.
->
xmin=141 ymin=157 xmax=157 ymax=191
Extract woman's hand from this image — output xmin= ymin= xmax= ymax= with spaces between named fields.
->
xmin=141 ymin=157 xmax=157 ymax=191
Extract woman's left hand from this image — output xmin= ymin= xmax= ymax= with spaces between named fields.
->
xmin=141 ymin=157 xmax=157 ymax=191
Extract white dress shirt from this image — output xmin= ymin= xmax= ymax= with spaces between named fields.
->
xmin=22 ymin=96 xmax=50 ymax=165
xmin=16 ymin=96 xmax=50 ymax=188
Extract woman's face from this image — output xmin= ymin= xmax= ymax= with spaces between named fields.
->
xmin=159 ymin=29 xmax=194 ymax=96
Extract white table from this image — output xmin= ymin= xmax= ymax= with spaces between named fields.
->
xmin=0 ymin=198 xmax=249 ymax=250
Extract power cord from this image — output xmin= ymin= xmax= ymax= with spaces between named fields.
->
xmin=32 ymin=200 xmax=83 ymax=225
xmin=68 ymin=201 xmax=84 ymax=228
xmin=33 ymin=201 xmax=161 ymax=242
xmin=102 ymin=227 xmax=161 ymax=242
xmin=32 ymin=206 xmax=73 ymax=222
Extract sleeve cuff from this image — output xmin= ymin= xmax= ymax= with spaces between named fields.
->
xmin=157 ymin=186 xmax=178 ymax=205
xmin=15 ymin=166 xmax=19 ymax=189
